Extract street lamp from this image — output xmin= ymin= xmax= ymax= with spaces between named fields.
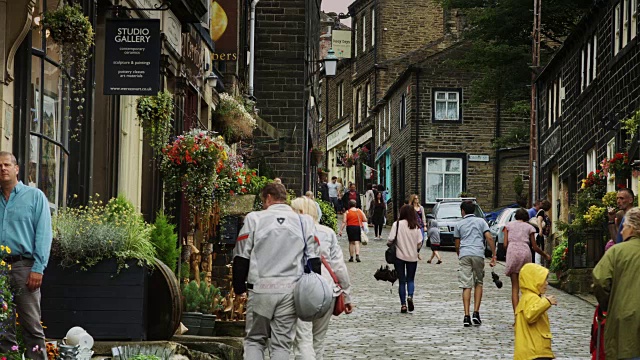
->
xmin=205 ymin=73 xmax=219 ymax=88
xmin=323 ymin=48 xmax=338 ymax=77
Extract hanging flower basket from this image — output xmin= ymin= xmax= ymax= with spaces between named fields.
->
xmin=160 ymin=129 xmax=228 ymax=223
xmin=136 ymin=91 xmax=174 ymax=153
xmin=214 ymin=94 xmax=257 ymax=144
xmin=310 ymin=148 xmax=324 ymax=166
xmin=342 ymin=155 xmax=355 ymax=168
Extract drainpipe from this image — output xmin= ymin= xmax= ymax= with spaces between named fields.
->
xmin=249 ymin=0 xmax=259 ymax=97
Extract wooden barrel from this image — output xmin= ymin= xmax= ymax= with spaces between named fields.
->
xmin=147 ymin=258 xmax=182 ymax=340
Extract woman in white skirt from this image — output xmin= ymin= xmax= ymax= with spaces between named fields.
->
xmin=291 ymin=197 xmax=354 ymax=359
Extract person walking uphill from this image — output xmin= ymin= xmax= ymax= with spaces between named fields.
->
xmin=593 ymin=206 xmax=640 ymax=360
xmin=514 ymin=263 xmax=557 ymax=360
xmin=232 ymin=183 xmax=321 ymax=360
xmin=387 ymin=205 xmax=423 ymax=313
xmin=341 ymin=183 xmax=361 ymax=209
xmin=454 ymin=200 xmax=496 ymax=327
xmin=0 ymin=151 xmax=52 ymax=360
xmin=338 ymin=200 xmax=367 ymax=262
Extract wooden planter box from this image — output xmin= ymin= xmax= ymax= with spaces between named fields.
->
xmin=40 ymin=258 xmax=149 ymax=340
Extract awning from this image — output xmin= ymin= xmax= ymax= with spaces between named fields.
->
xmin=375 ymin=143 xmax=390 ymax=161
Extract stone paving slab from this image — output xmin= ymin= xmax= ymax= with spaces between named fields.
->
xmin=320 ymin=224 xmax=595 ymax=359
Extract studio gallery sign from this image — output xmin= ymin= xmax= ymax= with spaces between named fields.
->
xmin=104 ymin=19 xmax=161 ymax=95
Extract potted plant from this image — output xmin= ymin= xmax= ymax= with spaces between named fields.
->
xmin=310 ymin=147 xmax=325 ymax=166
xmin=549 ymin=238 xmax=568 ymax=279
xmin=198 ymin=282 xmax=219 ymax=336
xmin=41 ymin=4 xmax=94 ymax=137
xmin=42 ymin=196 xmax=157 ymax=340
xmin=342 ymin=154 xmax=355 ymax=168
xmin=136 ymin=91 xmax=174 ymax=153
xmin=213 ymin=94 xmax=257 ymax=144
xmin=181 ymin=281 xmax=203 ymax=335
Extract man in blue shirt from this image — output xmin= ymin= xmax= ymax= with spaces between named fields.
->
xmin=454 ymin=201 xmax=496 ymax=328
xmin=0 ymin=151 xmax=52 ymax=360
xmin=528 ymin=199 xmax=541 ymax=219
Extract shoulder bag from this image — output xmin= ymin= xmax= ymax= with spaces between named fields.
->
xmin=385 ymin=221 xmax=400 ymax=264
xmin=356 ymin=209 xmax=369 ymax=245
xmin=320 ymin=256 xmax=346 ymax=316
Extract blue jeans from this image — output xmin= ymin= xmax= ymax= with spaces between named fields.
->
xmin=394 ymin=260 xmax=417 ymax=305
xmin=330 ymin=197 xmax=340 ymax=212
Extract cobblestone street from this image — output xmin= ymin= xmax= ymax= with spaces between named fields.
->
xmin=323 ymin=223 xmax=595 ymax=359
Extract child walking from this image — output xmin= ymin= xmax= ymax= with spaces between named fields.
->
xmin=514 ymin=263 xmax=557 ymax=360
xmin=426 ymin=216 xmax=442 ymax=264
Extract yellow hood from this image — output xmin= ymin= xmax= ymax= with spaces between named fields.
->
xmin=518 ymin=263 xmax=549 ymax=295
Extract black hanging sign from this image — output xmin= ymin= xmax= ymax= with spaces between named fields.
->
xmin=104 ymin=18 xmax=161 ymax=95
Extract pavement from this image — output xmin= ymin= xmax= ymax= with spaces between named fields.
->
xmin=322 ymin=222 xmax=596 ymax=359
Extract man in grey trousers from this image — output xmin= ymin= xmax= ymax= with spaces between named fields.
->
xmin=0 ymin=151 xmax=52 ymax=360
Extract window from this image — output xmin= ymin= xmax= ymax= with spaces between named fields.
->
xmin=586 ymin=147 xmax=597 ymax=175
xmin=614 ymin=0 xmax=637 ymax=55
xmin=371 ymin=8 xmax=376 ymax=47
xmin=581 ymin=34 xmax=597 ymax=91
xmin=547 ymin=76 xmax=564 ymax=127
xmin=355 ymin=88 xmax=362 ymax=124
xmin=337 ymin=82 xmax=343 ymax=118
xmin=382 ymin=103 xmax=387 ymax=141
xmin=362 ymin=14 xmax=366 ymax=53
xmin=377 ymin=113 xmax=381 ymax=147
xmin=425 ymin=158 xmax=463 ymax=203
xmin=387 ymin=102 xmax=391 ymax=137
xmin=607 ymin=138 xmax=617 ymax=192
xmin=593 ymin=34 xmax=598 ymax=78
xmin=354 ymin=19 xmax=358 ymax=57
xmin=399 ymin=93 xmax=407 ymax=128
xmin=365 ymin=82 xmax=371 ymax=112
xmin=433 ymin=90 xmax=461 ymax=122
xmin=28 ymin=0 xmax=70 ymax=210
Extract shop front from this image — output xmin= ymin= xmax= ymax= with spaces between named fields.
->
xmin=326 ymin=122 xmax=353 ymax=185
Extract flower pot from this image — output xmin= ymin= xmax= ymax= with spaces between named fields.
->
xmin=198 ymin=314 xmax=217 ymax=336
xmin=182 ymin=312 xmax=202 ymax=335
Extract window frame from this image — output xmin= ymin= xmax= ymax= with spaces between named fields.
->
xmin=355 ymin=88 xmax=362 ymax=124
xmin=399 ymin=93 xmax=407 ymax=129
xmin=362 ymin=13 xmax=366 ymax=54
xmin=607 ymin=137 xmax=617 ymax=192
xmin=371 ymin=8 xmax=376 ymax=47
xmin=432 ymin=88 xmax=462 ymax=123
xmin=586 ymin=147 xmax=597 ymax=176
xmin=422 ymin=153 xmax=467 ymax=204
xmin=615 ymin=3 xmax=622 ymax=55
xmin=354 ymin=18 xmax=358 ymax=57
xmin=337 ymin=81 xmax=343 ymax=119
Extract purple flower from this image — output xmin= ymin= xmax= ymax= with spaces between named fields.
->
xmin=11 ymin=345 xmax=18 ymax=351
xmin=32 ymin=345 xmax=41 ymax=352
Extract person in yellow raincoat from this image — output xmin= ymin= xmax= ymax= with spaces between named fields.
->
xmin=514 ymin=263 xmax=557 ymax=360
xmin=593 ymin=206 xmax=640 ymax=360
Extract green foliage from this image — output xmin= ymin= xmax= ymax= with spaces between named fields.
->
xmin=129 ymin=356 xmax=161 ymax=360
xmin=317 ymin=199 xmax=338 ymax=232
xmin=182 ymin=281 xmax=204 ymax=312
xmin=136 ymin=91 xmax=174 ymax=153
xmin=179 ymin=262 xmax=190 ymax=281
xmin=214 ymin=93 xmax=257 ymax=144
xmin=52 ymin=195 xmax=156 ymax=271
xmin=602 ymin=192 xmax=617 ymax=208
xmin=0 ymin=246 xmax=15 ymax=324
xmin=41 ymin=4 xmax=94 ymax=138
xmin=197 ymin=282 xmax=221 ymax=315
xmin=492 ymin=126 xmax=530 ymax=149
xmin=150 ymin=212 xmax=179 ymax=273
xmin=549 ymin=237 xmax=568 ymax=273
xmin=514 ymin=175 xmax=524 ymax=197
xmin=620 ymin=110 xmax=640 ymax=145
xmin=113 ymin=345 xmax=175 ymax=360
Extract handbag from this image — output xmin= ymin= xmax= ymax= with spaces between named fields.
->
xmin=356 ymin=209 xmax=369 ymax=245
xmin=385 ymin=221 xmax=400 ymax=264
xmin=320 ymin=256 xmax=346 ymax=316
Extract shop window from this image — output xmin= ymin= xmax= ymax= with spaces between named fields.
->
xmin=28 ymin=0 xmax=69 ymax=210
xmin=425 ymin=157 xmax=463 ymax=203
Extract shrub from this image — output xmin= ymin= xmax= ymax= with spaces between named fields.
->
xmin=317 ymin=199 xmax=338 ymax=232
xmin=550 ymin=237 xmax=568 ymax=273
xmin=150 ymin=212 xmax=179 ymax=273
xmin=182 ymin=281 xmax=203 ymax=312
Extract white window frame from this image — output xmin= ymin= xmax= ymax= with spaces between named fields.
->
xmin=362 ymin=14 xmax=366 ymax=54
xmin=354 ymin=19 xmax=358 ymax=57
xmin=586 ymin=41 xmax=592 ymax=87
xmin=424 ymin=157 xmax=463 ymax=203
xmin=548 ymin=87 xmax=553 ymax=128
xmin=433 ymin=90 xmax=461 ymax=122
xmin=387 ymin=103 xmax=391 ymax=138
xmin=399 ymin=93 xmax=407 ymax=128
xmin=337 ymin=82 xmax=343 ymax=118
xmin=586 ymin=147 xmax=597 ymax=176
xmin=382 ymin=103 xmax=387 ymax=140
xmin=632 ymin=0 xmax=638 ymax=40
xmin=580 ymin=48 xmax=585 ymax=91
xmin=365 ymin=82 xmax=371 ymax=112
xmin=615 ymin=4 xmax=621 ymax=55
xmin=592 ymin=34 xmax=597 ymax=80
xmin=355 ymin=88 xmax=362 ymax=124
xmin=377 ymin=112 xmax=381 ymax=147
xmin=371 ymin=8 xmax=376 ymax=47
xmin=559 ymin=76 xmax=565 ymax=117
xmin=607 ymin=138 xmax=617 ymax=192
xmin=623 ymin=0 xmax=630 ymax=48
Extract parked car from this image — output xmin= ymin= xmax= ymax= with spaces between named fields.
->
xmin=431 ymin=198 xmax=486 ymax=247
xmin=487 ymin=207 xmax=539 ymax=261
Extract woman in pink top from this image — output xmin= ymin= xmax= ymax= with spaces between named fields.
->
xmin=504 ymin=208 xmax=551 ymax=312
xmin=387 ymin=204 xmax=423 ymax=313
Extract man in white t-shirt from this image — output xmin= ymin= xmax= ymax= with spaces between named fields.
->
xmin=327 ymin=176 xmax=340 ymax=213
xmin=454 ymin=200 xmax=496 ymax=328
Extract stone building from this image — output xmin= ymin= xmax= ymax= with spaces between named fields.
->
xmin=536 ymin=0 xmax=640 ymax=232
xmin=322 ymin=1 xmax=530 ymax=212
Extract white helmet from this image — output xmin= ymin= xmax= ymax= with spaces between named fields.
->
xmin=293 ymin=272 xmax=333 ymax=321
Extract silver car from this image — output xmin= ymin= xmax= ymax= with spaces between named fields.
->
xmin=487 ymin=208 xmax=517 ymax=260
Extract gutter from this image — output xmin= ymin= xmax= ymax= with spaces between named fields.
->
xmin=249 ymin=0 xmax=259 ymax=97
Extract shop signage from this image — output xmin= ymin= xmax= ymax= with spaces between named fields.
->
xmin=182 ymin=26 xmax=204 ymax=80
xmin=104 ymin=19 xmax=161 ymax=95
xmin=336 ymin=150 xmax=347 ymax=167
xmin=469 ymin=154 xmax=490 ymax=162
xmin=162 ymin=10 xmax=182 ymax=55
xmin=210 ymin=0 xmax=238 ymax=61
xmin=541 ymin=127 xmax=562 ymax=167
xmin=327 ymin=123 xmax=350 ymax=150
xmin=352 ymin=129 xmax=372 ymax=149
xmin=332 ymin=30 xmax=352 ymax=59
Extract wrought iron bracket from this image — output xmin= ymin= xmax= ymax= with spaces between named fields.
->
xmin=108 ymin=1 xmax=171 ymax=17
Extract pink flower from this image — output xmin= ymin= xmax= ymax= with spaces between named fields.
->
xmin=11 ymin=345 xmax=18 ymax=351
xmin=32 ymin=345 xmax=41 ymax=353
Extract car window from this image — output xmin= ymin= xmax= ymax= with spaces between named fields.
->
xmin=436 ymin=203 xmax=484 ymax=219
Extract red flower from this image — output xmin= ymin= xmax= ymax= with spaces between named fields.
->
xmin=617 ymin=184 xmax=627 ymax=189
xmin=230 ymin=190 xmax=235 ymax=195
xmin=238 ymin=178 xmax=243 ymax=185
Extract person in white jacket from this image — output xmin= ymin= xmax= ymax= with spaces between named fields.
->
xmin=290 ymin=196 xmax=354 ymax=360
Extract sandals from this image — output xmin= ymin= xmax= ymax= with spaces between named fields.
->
xmin=400 ymin=305 xmax=408 ymax=313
